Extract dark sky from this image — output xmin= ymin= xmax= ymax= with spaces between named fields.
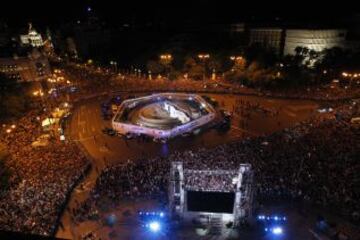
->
xmin=1 ymin=0 xmax=359 ymax=29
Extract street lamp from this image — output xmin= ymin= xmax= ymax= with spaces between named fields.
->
xmin=160 ymin=54 xmax=173 ymax=78
xmin=160 ymin=54 xmax=172 ymax=62
xmin=342 ymin=72 xmax=360 ymax=86
xmin=230 ymin=55 xmax=246 ymax=84
xmin=134 ymin=69 xmax=141 ymax=78
xmin=198 ymin=54 xmax=210 ymax=60
xmin=230 ymin=55 xmax=243 ymax=61
xmin=110 ymin=61 xmax=118 ymax=73
xmin=230 ymin=55 xmax=246 ymax=70
xmin=197 ymin=54 xmax=210 ymax=80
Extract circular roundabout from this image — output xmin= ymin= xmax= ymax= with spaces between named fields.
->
xmin=112 ymin=93 xmax=217 ymax=139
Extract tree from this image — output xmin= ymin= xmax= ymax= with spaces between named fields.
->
xmin=309 ymin=49 xmax=318 ymax=61
xmin=0 ymin=144 xmax=10 ymax=191
xmin=233 ymin=58 xmax=246 ymax=71
xmin=146 ymin=60 xmax=165 ymax=75
xmin=208 ymin=59 xmax=221 ymax=73
xmin=168 ymin=70 xmax=181 ymax=81
xmin=315 ymin=47 xmax=357 ymax=72
xmin=244 ymin=43 xmax=278 ymax=68
xmin=188 ymin=65 xmax=204 ymax=80
xmin=183 ymin=57 xmax=204 ymax=80
xmin=183 ymin=57 xmax=197 ymax=71
xmin=224 ymin=70 xmax=248 ymax=85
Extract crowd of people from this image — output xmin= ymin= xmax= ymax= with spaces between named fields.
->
xmin=75 ymin=100 xmax=359 ymax=231
xmin=65 ymin=63 xmax=242 ymax=99
xmin=184 ymin=170 xmax=238 ymax=192
xmin=232 ymin=99 xmax=280 ymax=118
xmin=63 ymin=63 xmax=360 ymax=102
xmin=0 ymin=108 xmax=90 ymax=236
xmin=1 ymin=62 xmax=358 ymax=238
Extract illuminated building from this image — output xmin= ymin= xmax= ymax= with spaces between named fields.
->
xmin=249 ymin=27 xmax=348 ymax=56
xmin=249 ymin=28 xmax=284 ymax=55
xmin=20 ymin=23 xmax=44 ymax=47
xmin=284 ymin=29 xmax=347 ymax=55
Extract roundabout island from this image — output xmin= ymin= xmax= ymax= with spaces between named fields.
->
xmin=112 ymin=93 xmax=217 ymax=140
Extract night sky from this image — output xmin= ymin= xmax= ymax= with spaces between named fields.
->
xmin=1 ymin=0 xmax=358 ymax=29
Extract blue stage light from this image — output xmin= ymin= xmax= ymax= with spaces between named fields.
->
xmin=148 ymin=221 xmax=161 ymax=232
xmin=159 ymin=212 xmax=164 ymax=217
xmin=272 ymin=226 xmax=283 ymax=235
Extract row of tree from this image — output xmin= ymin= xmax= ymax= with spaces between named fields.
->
xmin=144 ymin=44 xmax=360 ymax=88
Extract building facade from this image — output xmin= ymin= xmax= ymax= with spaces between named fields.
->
xmin=0 ymin=52 xmax=51 ymax=83
xmin=248 ymin=27 xmax=348 ymax=56
xmin=249 ymin=28 xmax=284 ymax=55
xmin=20 ymin=23 xmax=44 ymax=47
xmin=284 ymin=29 xmax=347 ymax=55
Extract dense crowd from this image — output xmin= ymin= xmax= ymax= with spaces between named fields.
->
xmin=184 ymin=170 xmax=238 ymax=192
xmin=63 ymin=64 xmax=256 ymax=99
xmin=0 ymin=62 xmax=358 ymax=238
xmin=0 ymin=108 xmax=89 ymax=236
xmin=232 ymin=98 xmax=280 ymax=118
xmin=263 ymin=84 xmax=360 ymax=101
xmin=76 ymin=100 xmax=359 ymax=228
xmin=63 ymin=64 xmax=360 ymax=102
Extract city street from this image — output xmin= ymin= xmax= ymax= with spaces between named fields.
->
xmin=56 ymin=93 xmax=319 ymax=240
